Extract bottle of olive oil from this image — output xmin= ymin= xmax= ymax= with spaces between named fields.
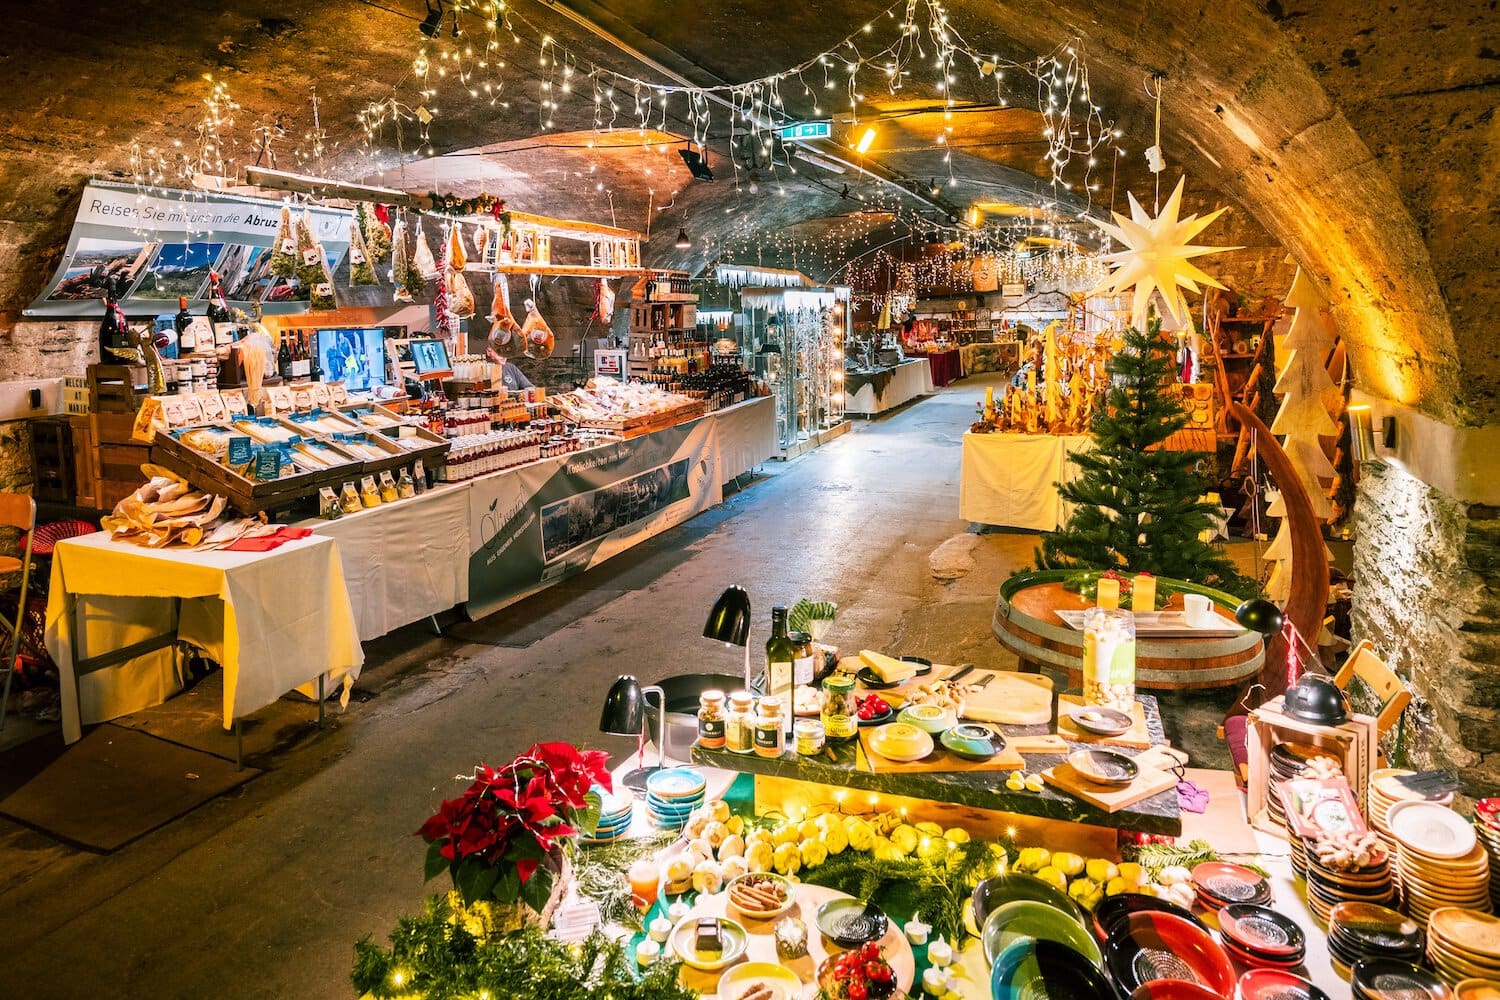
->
xmin=765 ymin=606 xmax=795 ymax=736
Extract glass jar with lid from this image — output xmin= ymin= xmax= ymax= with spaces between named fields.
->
xmin=794 ymin=718 xmax=825 ymax=756
xmin=753 ymin=696 xmax=785 ymax=758
xmin=725 ymin=691 xmax=756 ymax=754
xmin=821 ymin=673 xmax=858 ymax=742
xmin=697 ymin=689 xmax=726 ymax=749
xmin=789 ymin=630 xmax=816 ymax=687
xmin=1082 ymin=607 xmax=1137 ymax=712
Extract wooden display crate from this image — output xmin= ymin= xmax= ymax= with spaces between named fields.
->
xmin=150 ymin=428 xmax=357 ymax=515
xmin=28 ymin=416 xmax=76 ymax=504
xmin=87 ymin=364 xmax=147 ymax=414
xmin=1245 ymin=697 xmax=1377 ymax=839
xmin=575 ymin=400 xmax=706 ymax=438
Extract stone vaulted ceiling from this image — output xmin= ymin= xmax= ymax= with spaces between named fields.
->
xmin=0 ymin=0 xmax=1495 ymax=421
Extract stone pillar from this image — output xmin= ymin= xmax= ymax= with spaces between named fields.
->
xmin=1348 ymin=395 xmax=1500 ymax=796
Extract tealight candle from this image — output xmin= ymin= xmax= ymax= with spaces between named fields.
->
xmin=667 ymin=901 xmax=691 ymax=923
xmin=1132 ymin=573 xmax=1156 ymax=612
xmin=927 ymin=938 xmax=954 ymax=967
xmin=648 ymin=917 xmax=672 ymax=943
xmin=635 ymin=939 xmax=660 ymax=967
xmin=922 ymin=967 xmax=947 ymax=996
xmin=904 ymin=918 xmax=930 ymax=945
xmin=943 ymin=969 xmax=960 ymax=994
xmin=1096 ymin=577 xmax=1120 ymax=610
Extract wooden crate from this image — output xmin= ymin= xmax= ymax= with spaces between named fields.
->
xmin=1245 ymin=698 xmax=1377 ymax=839
xmin=28 ymin=416 xmax=76 ymax=504
xmin=97 ymin=441 xmax=152 ymax=510
xmin=87 ymin=364 xmax=147 ymax=414
xmin=151 ymin=429 xmax=354 ymax=515
xmin=69 ymin=415 xmax=98 ymax=509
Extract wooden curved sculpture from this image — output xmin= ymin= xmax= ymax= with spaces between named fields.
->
xmin=1229 ymin=400 xmax=1331 ymax=705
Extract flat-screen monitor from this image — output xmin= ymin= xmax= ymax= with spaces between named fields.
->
xmin=408 ymin=338 xmax=452 ymax=378
xmin=317 ymin=327 xmax=386 ymax=392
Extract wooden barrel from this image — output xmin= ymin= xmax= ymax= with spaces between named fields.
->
xmin=992 ymin=572 xmax=1264 ymax=691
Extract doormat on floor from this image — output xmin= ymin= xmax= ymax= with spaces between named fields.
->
xmin=0 ymin=724 xmax=260 ymax=852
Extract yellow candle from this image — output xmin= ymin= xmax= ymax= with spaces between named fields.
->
xmin=985 ymin=386 xmax=994 ymax=408
xmin=1096 ymin=577 xmax=1120 ymax=610
xmin=1132 ymin=573 xmax=1156 ymax=612
xmin=1026 ymin=369 xmax=1036 ymax=396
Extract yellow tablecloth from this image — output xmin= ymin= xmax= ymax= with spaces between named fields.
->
xmin=45 ymin=531 xmax=364 ymax=743
xmin=959 ymin=432 xmax=1094 ymax=530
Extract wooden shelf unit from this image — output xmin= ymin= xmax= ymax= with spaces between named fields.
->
xmin=626 ymin=272 xmax=700 ymax=376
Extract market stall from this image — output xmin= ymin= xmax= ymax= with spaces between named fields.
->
xmin=958 ymin=341 xmax=1020 ymax=378
xmin=844 ymin=358 xmax=935 ymax=417
xmin=914 ymin=345 xmax=963 ymax=388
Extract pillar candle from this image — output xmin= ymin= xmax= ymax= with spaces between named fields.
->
xmin=1096 ymin=577 xmax=1120 ymax=610
xmin=1026 ymin=369 xmax=1036 ymax=396
xmin=985 ymin=385 xmax=994 ymax=409
xmin=1133 ymin=573 xmax=1156 ymax=612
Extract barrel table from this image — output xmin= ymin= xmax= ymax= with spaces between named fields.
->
xmin=993 ymin=571 xmax=1264 ymax=690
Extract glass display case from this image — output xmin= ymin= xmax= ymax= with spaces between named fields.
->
xmin=737 ymin=286 xmax=849 ymax=449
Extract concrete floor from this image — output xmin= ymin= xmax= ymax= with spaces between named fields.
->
xmin=0 ymin=374 xmax=1255 ymax=998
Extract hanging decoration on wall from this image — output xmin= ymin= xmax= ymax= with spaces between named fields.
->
xmin=270 ymin=204 xmax=297 ymax=279
xmin=348 ymin=218 xmax=378 ymax=286
xmin=1091 ymin=177 xmax=1239 ymax=330
xmin=357 ymin=202 xmax=392 ymax=265
xmin=295 ymin=208 xmax=338 ymax=311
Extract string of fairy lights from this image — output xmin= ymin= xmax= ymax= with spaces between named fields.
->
xmin=123 ymin=0 xmax=1127 ymax=289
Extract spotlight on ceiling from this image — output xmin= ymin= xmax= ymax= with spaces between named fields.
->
xmin=418 ymin=0 xmax=444 ymax=38
xmin=675 ymin=227 xmax=691 ymax=249
xmin=679 ymin=148 xmax=715 ymax=182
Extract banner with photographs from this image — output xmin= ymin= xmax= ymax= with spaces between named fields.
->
xmin=465 ymin=417 xmax=721 ymax=619
xmin=26 ymin=180 xmax=354 ymax=317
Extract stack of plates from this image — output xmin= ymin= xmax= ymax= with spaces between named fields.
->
xmin=1427 ymin=908 xmax=1500 ymax=989
xmin=1369 ymin=769 xmax=1453 ymax=856
xmin=645 ymin=768 xmax=706 ymax=831
xmin=1327 ymin=902 xmax=1425 ymax=979
xmin=1388 ymin=800 xmax=1489 ymax=925
xmin=581 ymin=787 xmax=634 ymax=844
xmin=1267 ymin=742 xmax=1339 ymax=834
xmin=1350 ymin=958 xmax=1453 ymax=1000
xmin=1475 ymin=799 xmax=1500 ymax=912
xmin=1303 ymin=842 xmax=1397 ymax=925
xmin=1190 ymin=862 xmax=1272 ymax=911
xmin=1215 ymin=903 xmax=1306 ymax=969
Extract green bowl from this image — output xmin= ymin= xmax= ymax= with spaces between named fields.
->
xmin=981 ymin=899 xmax=1103 ymax=968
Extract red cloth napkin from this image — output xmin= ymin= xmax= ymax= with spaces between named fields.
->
xmin=225 ymin=526 xmax=314 ymax=552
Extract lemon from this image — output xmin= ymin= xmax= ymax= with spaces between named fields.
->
xmin=1034 ymin=865 xmax=1067 ymax=891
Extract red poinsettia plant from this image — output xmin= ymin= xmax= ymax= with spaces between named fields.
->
xmin=417 ymin=742 xmax=611 ymax=912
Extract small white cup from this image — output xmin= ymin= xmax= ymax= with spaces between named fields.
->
xmin=1183 ymin=594 xmax=1215 ymax=627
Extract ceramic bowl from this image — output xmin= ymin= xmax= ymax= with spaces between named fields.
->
xmin=814 ymin=897 xmax=889 ymax=947
xmin=990 ymin=938 xmax=1117 ymax=1000
xmin=982 ymin=899 xmax=1103 ymax=967
xmin=940 ymin=722 xmax=1005 ymax=761
xmin=1102 ymin=910 xmax=1235 ymax=996
xmin=898 ymin=703 xmax=958 ymax=734
xmin=870 ymin=722 xmax=934 ymax=759
xmin=972 ymin=872 xmax=1086 ymax=930
xmin=1067 ymin=748 xmax=1140 ymax=787
xmin=1090 ymin=892 xmax=1206 ymax=944
xmin=1068 ymin=703 xmax=1134 ymax=736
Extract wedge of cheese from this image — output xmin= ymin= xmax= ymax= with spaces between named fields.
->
xmin=859 ymin=649 xmax=919 ymax=684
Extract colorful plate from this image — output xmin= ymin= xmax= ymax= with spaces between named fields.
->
xmin=1091 ymin=892 xmax=1206 ymax=945
xmin=1102 ymin=911 xmax=1235 ymax=996
xmin=940 ymin=722 xmax=1005 ymax=761
xmin=1386 ymin=800 xmax=1478 ymax=859
xmin=814 ymin=897 xmax=889 ymax=947
xmin=1069 ymin=704 xmax=1134 ymax=736
xmin=1217 ymin=903 xmax=1306 ymax=958
xmin=1129 ymin=980 xmax=1222 ymax=1000
xmin=1350 ymin=958 xmax=1451 ymax=999
xmin=857 ymin=706 xmax=896 ymax=728
xmin=990 ymin=938 xmax=1118 ymax=1000
xmin=668 ymin=914 xmax=749 ymax=971
xmin=646 ymin=767 xmax=707 ymax=800
xmin=1067 ymin=748 xmax=1140 ymax=787
xmin=717 ymin=961 xmax=802 ymax=1000
xmin=1237 ymin=969 xmax=1333 ymax=1000
xmin=1190 ymin=861 xmax=1271 ymax=908
xmin=981 ymin=899 xmax=1103 ymax=968
xmin=867 ymin=723 xmax=935 ymax=763
xmin=972 ymin=872 xmax=1086 ymax=930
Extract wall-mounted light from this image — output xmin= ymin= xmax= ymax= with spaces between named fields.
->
xmin=854 ymin=127 xmax=878 ymax=154
xmin=1348 ymin=404 xmax=1377 ymax=462
xmin=674 ymin=227 xmax=691 ymax=249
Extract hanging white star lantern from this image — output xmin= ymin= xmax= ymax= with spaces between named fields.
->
xmin=1092 ymin=176 xmax=1241 ymax=330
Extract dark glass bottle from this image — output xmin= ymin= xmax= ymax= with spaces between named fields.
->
xmin=277 ymin=331 xmax=293 ymax=380
xmin=765 ymin=606 xmax=795 ymax=736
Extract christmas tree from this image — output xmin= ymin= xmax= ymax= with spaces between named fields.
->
xmin=348 ymin=219 xmax=377 ymax=285
xmin=1037 ymin=313 xmax=1256 ymax=597
xmin=269 ymin=204 xmax=297 ymax=278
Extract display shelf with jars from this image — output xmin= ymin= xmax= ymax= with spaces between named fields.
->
xmin=627 ymin=271 xmax=702 ymax=377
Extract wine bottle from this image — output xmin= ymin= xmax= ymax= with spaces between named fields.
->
xmin=277 ymin=330 xmax=293 ymax=380
xmin=292 ymin=329 xmax=311 ymax=379
xmin=177 ymin=296 xmax=197 ymax=354
xmin=308 ymin=330 xmax=321 ymax=381
xmin=765 ymin=606 xmax=795 ymax=736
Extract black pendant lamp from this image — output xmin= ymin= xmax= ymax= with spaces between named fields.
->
xmin=704 ymin=585 xmax=753 ymax=690
xmin=1234 ymin=598 xmax=1285 ymax=636
xmin=599 ymin=674 xmax=666 ymax=796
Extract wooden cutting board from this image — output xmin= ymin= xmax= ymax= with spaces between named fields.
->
xmin=1041 ymin=761 xmax=1178 ymax=812
xmin=961 ymin=671 xmax=1054 ymax=726
xmin=1056 ymin=695 xmax=1152 ymax=750
xmin=858 ymin=727 xmax=1025 ymax=773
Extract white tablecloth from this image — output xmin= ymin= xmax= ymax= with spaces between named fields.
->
xmin=846 ymin=358 xmax=935 ymax=415
xmin=959 ymin=432 xmax=1094 ymax=530
xmin=710 ymin=396 xmax=778 ymax=477
xmin=308 ymin=483 xmax=472 ymax=641
xmin=45 ymin=531 xmax=364 ymax=743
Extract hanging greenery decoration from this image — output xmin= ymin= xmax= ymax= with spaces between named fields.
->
xmin=423 ymin=191 xmax=511 ymax=232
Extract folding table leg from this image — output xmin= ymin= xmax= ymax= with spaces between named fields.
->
xmin=317 ymin=674 xmax=325 ymax=728
xmin=429 ymin=615 xmax=442 ymax=636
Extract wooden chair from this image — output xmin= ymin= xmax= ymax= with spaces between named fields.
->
xmin=0 ymin=493 xmax=37 ymax=731
xmin=1333 ymin=639 xmax=1411 ymax=741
